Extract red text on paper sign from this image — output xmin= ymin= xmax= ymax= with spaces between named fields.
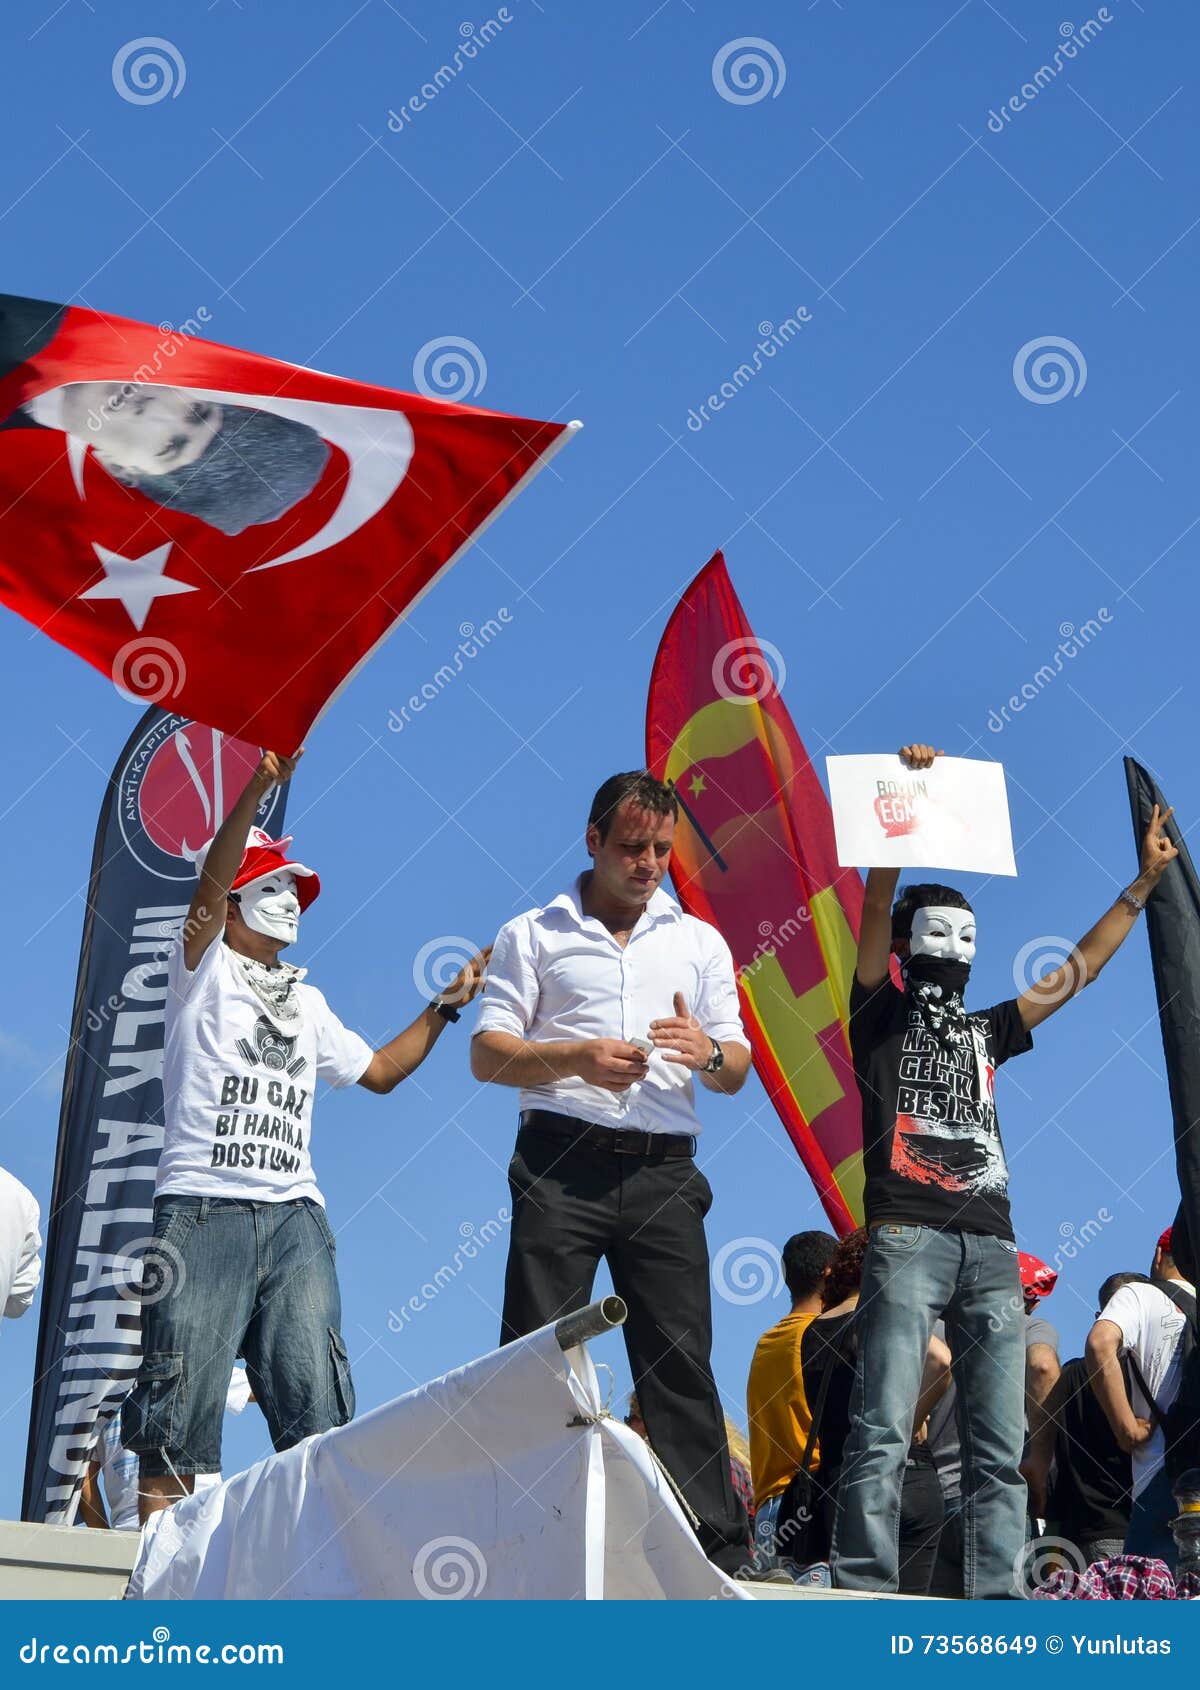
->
xmin=873 ymin=779 xmax=928 ymax=839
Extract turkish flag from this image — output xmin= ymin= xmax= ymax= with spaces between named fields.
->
xmin=0 ymin=295 xmax=578 ymax=750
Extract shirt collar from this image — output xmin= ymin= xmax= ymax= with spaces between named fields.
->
xmin=548 ymin=875 xmax=681 ymax=929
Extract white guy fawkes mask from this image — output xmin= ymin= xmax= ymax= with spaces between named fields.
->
xmin=238 ymin=872 xmax=301 ymax=945
xmin=908 ymin=904 xmax=977 ymax=964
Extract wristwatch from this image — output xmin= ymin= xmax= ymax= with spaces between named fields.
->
xmin=431 ymin=998 xmax=461 ymax=1023
xmin=702 ymin=1038 xmax=724 ymax=1075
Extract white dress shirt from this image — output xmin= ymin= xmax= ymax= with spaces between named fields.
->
xmin=476 ymin=877 xmax=749 ymax=1136
xmin=0 ymin=1166 xmax=41 ymax=1325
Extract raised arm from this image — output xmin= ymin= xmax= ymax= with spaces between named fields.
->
xmin=1016 ymin=804 xmax=1178 ymax=1033
xmin=856 ymin=742 xmax=941 ymax=987
xmin=357 ymin=949 xmax=490 ymax=1094
xmin=183 ymin=750 xmax=302 ymax=970
xmin=857 ymin=867 xmax=901 ymax=988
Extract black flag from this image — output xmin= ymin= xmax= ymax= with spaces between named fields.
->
xmin=22 ymin=708 xmax=285 ymax=1522
xmin=1124 ymin=757 xmax=1200 ymax=1278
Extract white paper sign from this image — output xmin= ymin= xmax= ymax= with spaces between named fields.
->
xmin=826 ymin=754 xmax=1017 ymax=876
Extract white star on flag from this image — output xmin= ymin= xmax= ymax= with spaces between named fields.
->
xmin=79 ymin=542 xmax=196 ymax=630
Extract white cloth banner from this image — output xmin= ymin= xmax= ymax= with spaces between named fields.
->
xmin=826 ymin=754 xmax=1017 ymax=876
xmin=125 ymin=1325 xmax=746 ymax=1601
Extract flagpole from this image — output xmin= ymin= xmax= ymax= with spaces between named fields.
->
xmin=668 ymin=779 xmax=728 ymax=872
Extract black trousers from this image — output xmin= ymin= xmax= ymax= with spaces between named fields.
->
xmin=897 ymin=1445 xmax=946 ymax=1596
xmin=500 ymin=1122 xmax=748 ymax=1569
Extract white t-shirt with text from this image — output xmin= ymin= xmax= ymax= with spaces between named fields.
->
xmin=1100 ymin=1277 xmax=1196 ymax=1498
xmin=159 ymin=938 xmax=372 ymax=1205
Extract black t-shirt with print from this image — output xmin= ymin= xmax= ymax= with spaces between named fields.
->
xmin=849 ymin=974 xmax=1033 ymax=1239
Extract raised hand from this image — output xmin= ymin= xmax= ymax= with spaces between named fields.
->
xmin=255 ymin=748 xmax=304 ymax=790
xmin=437 ymin=946 xmax=493 ymax=1007
xmin=898 ymin=742 xmax=943 ymax=770
xmin=1140 ymin=803 xmax=1179 ymax=882
xmin=648 ymin=991 xmax=713 ymax=1070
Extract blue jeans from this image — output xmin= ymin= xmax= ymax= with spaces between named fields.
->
xmin=1124 ymin=1465 xmax=1178 ymax=1570
xmin=122 ymin=1195 xmax=355 ymax=1477
xmin=830 ymin=1225 xmax=1027 ymax=1597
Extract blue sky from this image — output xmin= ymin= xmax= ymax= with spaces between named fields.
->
xmin=0 ymin=0 xmax=1196 ymax=1519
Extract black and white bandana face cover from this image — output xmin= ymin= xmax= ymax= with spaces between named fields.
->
xmin=903 ymin=955 xmax=972 ymax=998
xmin=231 ymin=952 xmax=307 ymax=1032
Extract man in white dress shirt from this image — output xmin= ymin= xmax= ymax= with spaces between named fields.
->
xmin=472 ymin=771 xmax=753 ymax=1572
xmin=0 ymin=1164 xmax=41 ymax=1328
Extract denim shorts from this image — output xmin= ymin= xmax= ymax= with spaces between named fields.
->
xmin=122 ymin=1194 xmax=355 ymax=1478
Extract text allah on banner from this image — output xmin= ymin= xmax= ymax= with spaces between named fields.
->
xmin=22 ymin=709 xmax=286 ymax=1523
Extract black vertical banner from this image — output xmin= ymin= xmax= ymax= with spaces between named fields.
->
xmin=1124 ymin=757 xmax=1200 ymax=1277
xmin=22 ymin=709 xmax=285 ymax=1522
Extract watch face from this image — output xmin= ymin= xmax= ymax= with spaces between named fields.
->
xmin=708 ymin=1042 xmax=724 ymax=1071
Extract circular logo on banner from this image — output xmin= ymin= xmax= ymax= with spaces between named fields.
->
xmin=116 ymin=715 xmax=283 ymax=881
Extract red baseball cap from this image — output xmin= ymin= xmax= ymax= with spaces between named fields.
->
xmin=1018 ymin=1251 xmax=1058 ymax=1301
xmin=1158 ymin=1226 xmax=1174 ymax=1256
xmin=195 ymin=826 xmax=320 ymax=911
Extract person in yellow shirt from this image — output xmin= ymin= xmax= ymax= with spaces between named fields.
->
xmin=746 ymin=1230 xmax=838 ymax=1571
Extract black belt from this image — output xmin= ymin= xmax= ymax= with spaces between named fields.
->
xmin=518 ymin=1109 xmax=696 ymax=1159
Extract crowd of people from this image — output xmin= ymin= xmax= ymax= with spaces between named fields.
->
xmin=741 ymin=1221 xmax=1196 ymax=1593
xmin=0 ymin=737 xmax=1196 ymax=1601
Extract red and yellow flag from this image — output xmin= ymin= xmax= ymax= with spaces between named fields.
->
xmin=646 ymin=553 xmax=865 ymax=1232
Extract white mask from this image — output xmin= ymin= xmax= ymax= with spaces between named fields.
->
xmin=908 ymin=904 xmax=977 ymax=964
xmin=237 ymin=872 xmax=300 ymax=945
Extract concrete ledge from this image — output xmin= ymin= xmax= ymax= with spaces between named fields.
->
xmin=0 ymin=1521 xmax=139 ymax=1601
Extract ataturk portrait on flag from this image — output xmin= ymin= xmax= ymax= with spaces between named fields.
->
xmin=0 ymin=294 xmax=576 ymax=750
xmin=19 ymin=381 xmax=341 ymax=538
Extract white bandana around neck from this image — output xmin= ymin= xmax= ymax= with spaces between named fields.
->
xmin=230 ymin=950 xmax=308 ymax=1031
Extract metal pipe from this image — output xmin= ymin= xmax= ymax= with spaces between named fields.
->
xmin=554 ymin=1296 xmax=627 ymax=1351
